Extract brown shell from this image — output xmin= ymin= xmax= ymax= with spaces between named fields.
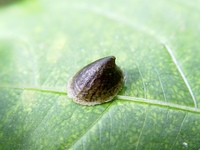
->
xmin=67 ymin=56 xmax=124 ymax=106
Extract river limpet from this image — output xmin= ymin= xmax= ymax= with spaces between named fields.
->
xmin=67 ymin=56 xmax=124 ymax=106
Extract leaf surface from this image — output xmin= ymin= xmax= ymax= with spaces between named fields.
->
xmin=0 ymin=0 xmax=200 ymax=149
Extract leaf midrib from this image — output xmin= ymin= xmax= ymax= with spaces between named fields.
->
xmin=1 ymin=85 xmax=200 ymax=114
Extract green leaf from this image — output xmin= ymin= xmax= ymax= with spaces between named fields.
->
xmin=0 ymin=0 xmax=200 ymax=149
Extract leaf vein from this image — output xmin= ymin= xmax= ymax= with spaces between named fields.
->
xmin=169 ymin=112 xmax=188 ymax=150
xmin=25 ymin=96 xmax=59 ymax=143
xmin=117 ymin=95 xmax=200 ymax=113
xmin=135 ymin=106 xmax=148 ymax=150
xmin=85 ymin=6 xmax=161 ymax=40
xmin=161 ymin=41 xmax=197 ymax=108
xmin=152 ymin=62 xmax=167 ymax=101
xmin=1 ymin=85 xmax=200 ymax=113
xmin=134 ymin=60 xmax=147 ymax=98
xmin=68 ymin=101 xmax=114 ymax=149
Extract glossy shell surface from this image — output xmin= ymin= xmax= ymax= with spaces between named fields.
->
xmin=67 ymin=56 xmax=124 ymax=106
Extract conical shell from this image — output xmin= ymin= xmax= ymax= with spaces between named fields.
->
xmin=67 ymin=56 xmax=124 ymax=106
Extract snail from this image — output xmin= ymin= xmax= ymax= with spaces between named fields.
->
xmin=67 ymin=56 xmax=124 ymax=106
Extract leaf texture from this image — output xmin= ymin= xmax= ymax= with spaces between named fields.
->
xmin=0 ymin=0 xmax=200 ymax=149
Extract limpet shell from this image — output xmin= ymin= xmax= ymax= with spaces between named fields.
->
xmin=67 ymin=56 xmax=124 ymax=106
